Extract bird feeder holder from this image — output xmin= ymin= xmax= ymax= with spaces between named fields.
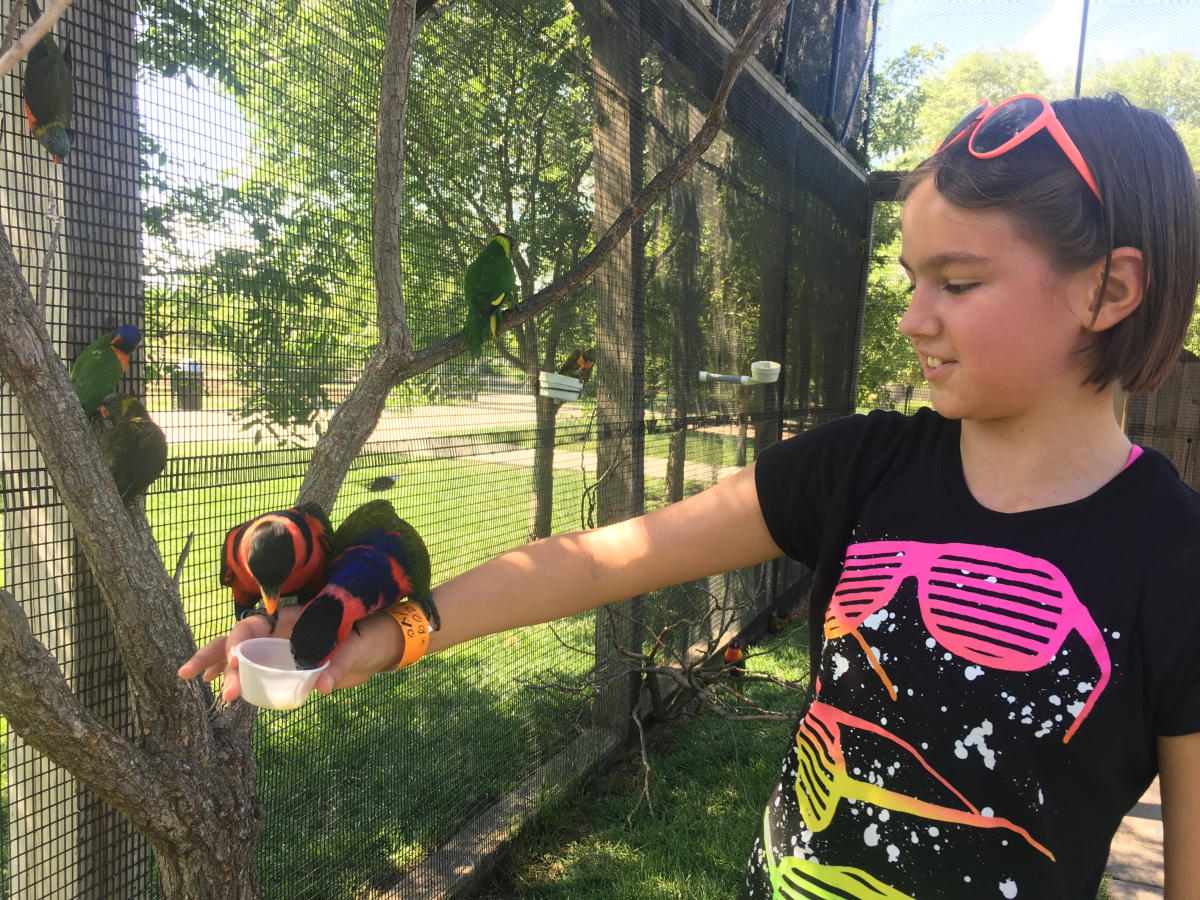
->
xmin=698 ymin=360 xmax=781 ymax=386
xmin=540 ymin=371 xmax=584 ymax=401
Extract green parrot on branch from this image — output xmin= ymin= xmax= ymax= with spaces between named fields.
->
xmin=70 ymin=324 xmax=142 ymax=417
xmin=462 ymin=233 xmax=518 ymax=360
xmin=21 ymin=0 xmax=73 ymax=164
xmin=98 ymin=394 xmax=167 ymax=505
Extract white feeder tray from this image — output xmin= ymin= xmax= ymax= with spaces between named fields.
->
xmin=698 ymin=360 xmax=781 ymax=385
xmin=540 ymin=371 xmax=584 ymax=401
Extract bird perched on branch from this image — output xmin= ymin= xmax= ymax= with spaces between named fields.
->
xmin=221 ymin=504 xmax=332 ymax=626
xmin=557 ymin=346 xmax=596 ymax=383
xmin=70 ymin=324 xmax=141 ymax=417
xmin=98 ymin=393 xmax=166 ymax=505
xmin=723 ymin=638 xmax=745 ymax=691
xmin=290 ymin=499 xmax=435 ymax=669
xmin=21 ymin=0 xmax=73 ymax=163
xmin=462 ymin=233 xmax=518 ymax=360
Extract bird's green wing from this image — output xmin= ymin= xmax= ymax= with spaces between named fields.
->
xmin=70 ymin=334 xmax=123 ymax=416
xmin=331 ymin=499 xmax=402 ymax=557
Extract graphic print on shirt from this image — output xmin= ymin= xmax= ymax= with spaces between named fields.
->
xmin=828 ymin=541 xmax=1111 ymax=744
xmin=754 ymin=539 xmax=1113 ymax=899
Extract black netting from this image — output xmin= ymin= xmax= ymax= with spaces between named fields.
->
xmin=1 ymin=0 xmax=869 ymax=895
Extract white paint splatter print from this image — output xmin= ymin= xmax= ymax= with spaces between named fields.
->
xmin=999 ymin=877 xmax=1018 ymax=897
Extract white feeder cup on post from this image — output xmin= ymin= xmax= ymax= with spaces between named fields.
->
xmin=698 ymin=360 xmax=781 ymax=386
xmin=540 ymin=371 xmax=584 ymax=401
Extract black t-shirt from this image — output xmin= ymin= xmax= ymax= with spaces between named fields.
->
xmin=742 ymin=409 xmax=1200 ymax=899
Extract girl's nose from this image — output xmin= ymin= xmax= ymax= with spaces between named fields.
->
xmin=898 ymin=287 xmax=937 ymax=340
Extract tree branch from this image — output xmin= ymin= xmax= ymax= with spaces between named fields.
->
xmin=0 ymin=227 xmax=212 ymax=741
xmin=0 ymin=0 xmax=70 ymax=80
xmin=297 ymin=0 xmax=790 ymax=511
xmin=0 ymin=589 xmax=190 ymax=843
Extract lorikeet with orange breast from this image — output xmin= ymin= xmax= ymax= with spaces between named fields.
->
xmin=21 ymin=0 xmax=73 ymax=163
xmin=557 ymin=346 xmax=596 ymax=383
xmin=723 ymin=638 xmax=745 ymax=691
xmin=70 ymin=324 xmax=141 ymax=416
xmin=290 ymin=499 xmax=435 ymax=669
xmin=221 ymin=504 xmax=332 ymax=625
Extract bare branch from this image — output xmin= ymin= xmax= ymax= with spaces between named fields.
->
xmin=0 ymin=0 xmax=70 ymax=80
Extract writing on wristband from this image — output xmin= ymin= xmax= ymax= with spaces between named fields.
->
xmin=386 ymin=601 xmax=431 ymax=670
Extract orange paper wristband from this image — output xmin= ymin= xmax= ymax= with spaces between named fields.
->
xmin=386 ymin=601 xmax=432 ymax=670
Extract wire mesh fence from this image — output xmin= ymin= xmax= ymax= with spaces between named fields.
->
xmin=0 ymin=0 xmax=870 ymax=895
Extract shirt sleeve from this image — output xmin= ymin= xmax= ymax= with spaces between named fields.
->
xmin=754 ymin=410 xmax=909 ymax=568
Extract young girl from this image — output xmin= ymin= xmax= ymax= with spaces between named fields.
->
xmin=181 ymin=93 xmax=1200 ymax=899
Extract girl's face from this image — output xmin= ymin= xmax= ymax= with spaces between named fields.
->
xmin=897 ymin=178 xmax=1097 ymax=424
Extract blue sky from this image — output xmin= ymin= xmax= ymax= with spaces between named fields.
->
xmin=876 ymin=0 xmax=1200 ymax=77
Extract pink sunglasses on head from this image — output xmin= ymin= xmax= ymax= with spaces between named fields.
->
xmin=935 ymin=93 xmax=1103 ymax=203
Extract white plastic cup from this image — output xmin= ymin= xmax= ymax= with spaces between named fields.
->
xmin=234 ymin=637 xmax=328 ymax=710
xmin=540 ymin=371 xmax=584 ymax=401
xmin=750 ymin=360 xmax=781 ymax=384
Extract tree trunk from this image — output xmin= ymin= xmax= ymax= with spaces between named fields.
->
xmin=528 ymin=390 xmax=562 ymax=541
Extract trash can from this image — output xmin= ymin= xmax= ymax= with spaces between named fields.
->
xmin=172 ymin=359 xmax=203 ymax=410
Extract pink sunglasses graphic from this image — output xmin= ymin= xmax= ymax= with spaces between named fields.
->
xmin=827 ymin=541 xmax=1111 ymax=744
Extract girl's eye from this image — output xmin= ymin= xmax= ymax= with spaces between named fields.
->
xmin=944 ymin=282 xmax=978 ymax=295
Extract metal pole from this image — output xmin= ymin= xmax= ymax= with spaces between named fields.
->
xmin=824 ymin=0 xmax=848 ymax=124
xmin=773 ymin=0 xmax=796 ymax=79
xmin=840 ymin=0 xmax=879 ymax=146
xmin=1074 ymin=0 xmax=1090 ymax=98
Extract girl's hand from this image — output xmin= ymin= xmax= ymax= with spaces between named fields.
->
xmin=177 ymin=606 xmax=403 ymax=701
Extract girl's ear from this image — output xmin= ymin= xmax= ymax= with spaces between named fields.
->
xmin=1077 ymin=247 xmax=1145 ymax=332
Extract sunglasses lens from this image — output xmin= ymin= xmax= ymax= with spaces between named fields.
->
xmin=971 ymin=97 xmax=1044 ymax=153
xmin=937 ymin=102 xmax=989 ymax=152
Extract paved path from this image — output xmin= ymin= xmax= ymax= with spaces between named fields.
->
xmin=157 ymin=393 xmax=743 ymax=486
xmin=1106 ymin=779 xmax=1164 ymax=898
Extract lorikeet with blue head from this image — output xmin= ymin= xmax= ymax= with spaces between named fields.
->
xmin=290 ymin=499 xmax=435 ymax=669
xmin=462 ymin=233 xmax=518 ymax=360
xmin=21 ymin=0 xmax=72 ymax=163
xmin=70 ymin=324 xmax=141 ymax=416
xmin=221 ymin=504 xmax=332 ymax=626
xmin=98 ymin=393 xmax=167 ymax=505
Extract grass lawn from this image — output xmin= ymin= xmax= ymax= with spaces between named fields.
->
xmin=480 ymin=625 xmax=811 ymax=899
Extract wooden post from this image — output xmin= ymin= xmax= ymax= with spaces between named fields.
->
xmin=578 ymin=0 xmax=645 ymax=734
xmin=3 ymin=0 xmax=149 ymax=895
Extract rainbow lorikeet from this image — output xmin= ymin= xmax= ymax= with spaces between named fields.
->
xmin=462 ymin=233 xmax=518 ymax=360
xmin=723 ymin=638 xmax=745 ymax=691
xmin=290 ymin=499 xmax=435 ymax=669
xmin=21 ymin=0 xmax=72 ymax=163
xmin=221 ymin=504 xmax=332 ymax=625
xmin=98 ymin=393 xmax=167 ymax=504
xmin=69 ymin=324 xmax=141 ymax=417
xmin=557 ymin=346 xmax=596 ymax=383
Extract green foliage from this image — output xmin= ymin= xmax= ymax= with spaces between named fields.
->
xmin=138 ymin=0 xmax=597 ymax=441
xmin=868 ymin=44 xmax=945 ymax=167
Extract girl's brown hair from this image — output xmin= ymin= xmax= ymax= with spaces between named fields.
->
xmin=901 ymin=93 xmax=1200 ymax=393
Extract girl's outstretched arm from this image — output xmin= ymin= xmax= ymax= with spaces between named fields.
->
xmin=180 ymin=463 xmax=784 ymax=698
xmin=1159 ymin=731 xmax=1200 ymax=900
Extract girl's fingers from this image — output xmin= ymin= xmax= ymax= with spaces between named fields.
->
xmin=178 ymin=635 xmax=228 ymax=680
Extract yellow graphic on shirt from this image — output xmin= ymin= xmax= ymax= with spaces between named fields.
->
xmin=796 ymin=699 xmax=1054 ymax=859
xmin=763 ymin=807 xmax=915 ymax=899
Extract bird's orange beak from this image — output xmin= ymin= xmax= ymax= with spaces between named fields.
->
xmin=261 ymin=592 xmax=280 ymax=617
